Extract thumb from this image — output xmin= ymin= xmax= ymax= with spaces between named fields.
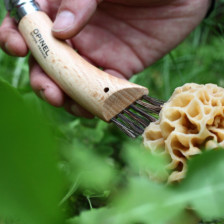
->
xmin=52 ymin=0 xmax=103 ymax=39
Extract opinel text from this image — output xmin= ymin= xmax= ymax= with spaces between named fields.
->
xmin=30 ymin=29 xmax=50 ymax=59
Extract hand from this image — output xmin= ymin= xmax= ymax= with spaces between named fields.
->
xmin=0 ymin=0 xmax=211 ymax=118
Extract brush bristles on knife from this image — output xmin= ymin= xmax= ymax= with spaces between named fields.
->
xmin=7 ymin=0 xmax=164 ymax=138
xmin=111 ymin=95 xmax=164 ymax=138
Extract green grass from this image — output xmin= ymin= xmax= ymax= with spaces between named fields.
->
xmin=1 ymin=1 xmax=224 ymax=224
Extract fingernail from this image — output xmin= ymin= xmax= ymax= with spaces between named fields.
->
xmin=5 ymin=43 xmax=9 ymax=52
xmin=5 ymin=43 xmax=15 ymax=56
xmin=39 ymin=89 xmax=46 ymax=101
xmin=53 ymin=11 xmax=75 ymax=32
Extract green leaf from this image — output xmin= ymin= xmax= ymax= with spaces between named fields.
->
xmin=69 ymin=177 xmax=186 ymax=224
xmin=110 ymin=177 xmax=186 ymax=224
xmin=64 ymin=140 xmax=116 ymax=192
xmin=70 ymin=120 xmax=108 ymax=144
xmin=121 ymin=140 xmax=169 ymax=181
xmin=177 ymin=150 xmax=224 ymax=221
xmin=0 ymin=79 xmax=64 ymax=224
xmin=67 ymin=208 xmax=110 ymax=224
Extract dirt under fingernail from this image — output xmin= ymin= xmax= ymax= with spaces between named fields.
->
xmin=39 ymin=89 xmax=46 ymax=101
xmin=5 ymin=43 xmax=12 ymax=54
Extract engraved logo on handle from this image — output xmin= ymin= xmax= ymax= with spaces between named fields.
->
xmin=30 ymin=29 xmax=50 ymax=59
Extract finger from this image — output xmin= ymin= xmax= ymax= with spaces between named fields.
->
xmin=0 ymin=14 xmax=28 ymax=56
xmin=29 ymin=56 xmax=94 ymax=118
xmin=64 ymin=97 xmax=95 ymax=119
xmin=29 ymin=56 xmax=65 ymax=107
xmin=52 ymin=0 xmax=103 ymax=39
xmin=104 ymin=69 xmax=127 ymax=80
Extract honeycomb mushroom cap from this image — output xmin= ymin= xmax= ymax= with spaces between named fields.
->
xmin=143 ymin=83 xmax=224 ymax=182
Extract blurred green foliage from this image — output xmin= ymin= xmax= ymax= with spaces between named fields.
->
xmin=0 ymin=79 xmax=65 ymax=224
xmin=1 ymin=1 xmax=224 ymax=224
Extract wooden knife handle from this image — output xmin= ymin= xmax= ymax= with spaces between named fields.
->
xmin=18 ymin=11 xmax=148 ymax=121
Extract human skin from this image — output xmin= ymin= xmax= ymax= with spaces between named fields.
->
xmin=0 ymin=0 xmax=211 ymax=118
